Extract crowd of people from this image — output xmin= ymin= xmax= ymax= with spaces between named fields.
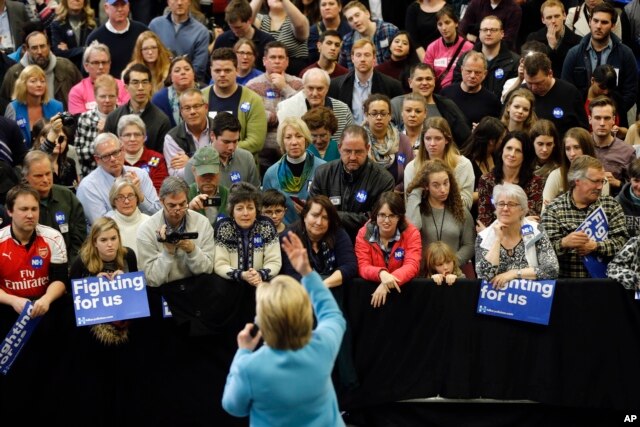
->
xmin=2 ymin=0 xmax=640 ymax=424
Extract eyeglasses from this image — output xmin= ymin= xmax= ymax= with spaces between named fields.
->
xmin=236 ymin=51 xmax=254 ymax=57
xmin=496 ymin=202 xmax=521 ymax=209
xmin=377 ymin=213 xmax=399 ymax=222
xmin=164 ymin=202 xmax=188 ymax=212
xmin=583 ymin=176 xmax=608 ymax=185
xmin=115 ymin=194 xmax=137 ymax=203
xmin=96 ymin=148 xmax=123 ymax=161
xmin=368 ymin=111 xmax=390 ymax=118
xmin=479 ymin=28 xmax=501 ymax=33
xmin=180 ymin=103 xmax=205 ymax=112
xmin=121 ymin=132 xmax=143 ymax=140
xmin=88 ymin=60 xmax=110 ymax=67
xmin=129 ymin=79 xmax=150 ymax=87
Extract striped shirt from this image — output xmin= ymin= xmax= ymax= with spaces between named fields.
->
xmin=259 ymin=14 xmax=308 ymax=60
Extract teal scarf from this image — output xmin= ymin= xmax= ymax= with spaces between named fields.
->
xmin=277 ymin=151 xmax=315 ymax=193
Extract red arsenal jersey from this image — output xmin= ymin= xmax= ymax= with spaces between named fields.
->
xmin=0 ymin=224 xmax=67 ymax=299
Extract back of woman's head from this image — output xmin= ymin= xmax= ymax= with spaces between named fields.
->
xmin=462 ymin=116 xmax=505 ymax=161
xmin=256 ymin=275 xmax=313 ymax=350
xmin=592 ymin=64 xmax=618 ymax=91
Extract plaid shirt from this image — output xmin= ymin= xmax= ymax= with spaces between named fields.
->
xmin=540 ymin=191 xmax=629 ymax=278
xmin=339 ymin=19 xmax=398 ymax=71
xmin=75 ymin=109 xmax=101 ymax=177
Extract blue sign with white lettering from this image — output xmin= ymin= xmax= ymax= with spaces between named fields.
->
xmin=71 ymin=271 xmax=150 ymax=327
xmin=575 ymin=207 xmax=609 ymax=278
xmin=253 ymin=235 xmax=263 ymax=248
xmin=0 ymin=302 xmax=42 ymax=375
xmin=230 ymin=171 xmax=241 ymax=183
xmin=394 ymin=248 xmax=405 ymax=260
xmin=477 ymin=279 xmax=556 ymax=325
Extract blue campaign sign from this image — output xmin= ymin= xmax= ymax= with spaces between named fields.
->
xmin=0 ymin=302 xmax=42 ymax=375
xmin=477 ymin=279 xmax=556 ymax=325
xmin=71 ymin=271 xmax=150 ymax=327
xmin=575 ymin=207 xmax=609 ymax=278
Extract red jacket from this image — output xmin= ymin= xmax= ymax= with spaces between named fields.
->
xmin=355 ymin=220 xmax=422 ymax=286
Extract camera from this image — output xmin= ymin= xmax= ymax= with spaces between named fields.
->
xmin=60 ymin=111 xmax=75 ymax=127
xmin=157 ymin=231 xmax=199 ymax=244
xmin=202 ymin=196 xmax=221 ymax=207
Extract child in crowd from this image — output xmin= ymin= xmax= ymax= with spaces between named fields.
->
xmin=425 ymin=241 xmax=464 ymax=286
xmin=261 ymin=189 xmax=287 ymax=233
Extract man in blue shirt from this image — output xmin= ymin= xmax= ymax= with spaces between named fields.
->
xmin=149 ymin=0 xmax=210 ymax=82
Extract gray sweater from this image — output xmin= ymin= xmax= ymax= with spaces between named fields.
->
xmin=406 ymin=188 xmax=476 ymax=265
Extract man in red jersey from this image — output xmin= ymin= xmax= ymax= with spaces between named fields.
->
xmin=0 ymin=184 xmax=67 ymax=317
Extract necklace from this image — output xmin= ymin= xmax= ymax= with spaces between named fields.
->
xmin=430 ymin=207 xmax=446 ymax=241
xmin=501 ymin=238 xmax=522 ymax=257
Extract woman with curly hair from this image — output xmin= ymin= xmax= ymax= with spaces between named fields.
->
xmin=407 ymin=159 xmax=475 ymax=266
xmin=129 ymin=31 xmax=172 ymax=94
xmin=501 ymin=88 xmax=537 ymax=134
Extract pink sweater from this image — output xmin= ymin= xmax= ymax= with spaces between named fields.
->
xmin=424 ymin=36 xmax=474 ymax=89
xmin=68 ymin=77 xmax=130 ymax=115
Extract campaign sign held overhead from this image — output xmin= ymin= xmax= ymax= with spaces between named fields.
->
xmin=71 ymin=271 xmax=150 ymax=327
xmin=477 ymin=279 xmax=556 ymax=325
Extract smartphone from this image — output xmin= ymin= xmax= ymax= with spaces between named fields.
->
xmin=290 ymin=196 xmax=305 ymax=205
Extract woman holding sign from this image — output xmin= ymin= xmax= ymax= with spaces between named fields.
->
xmin=475 ymin=183 xmax=559 ymax=289
xmin=70 ymin=217 xmax=138 ymax=345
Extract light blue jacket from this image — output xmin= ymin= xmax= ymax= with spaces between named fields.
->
xmin=222 ymin=271 xmax=346 ymax=427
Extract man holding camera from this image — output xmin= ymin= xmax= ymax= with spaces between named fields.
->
xmin=137 ymin=176 xmax=215 ymax=287
xmin=187 ymin=146 xmax=228 ymax=226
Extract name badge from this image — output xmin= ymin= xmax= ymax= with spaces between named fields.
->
xmin=394 ymin=248 xmax=405 ymax=260
xmin=434 ymin=58 xmax=448 ymax=68
xmin=253 ymin=235 xmax=263 ymax=248
xmin=330 ymin=196 xmax=341 ymax=206
xmin=380 ymin=38 xmax=389 ymax=48
xmin=355 ymin=190 xmax=368 ymax=203
xmin=230 ymin=171 xmax=241 ymax=183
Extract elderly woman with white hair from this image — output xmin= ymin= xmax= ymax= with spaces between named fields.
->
xmin=262 ymin=117 xmax=326 ymax=225
xmin=475 ymin=183 xmax=559 ymax=288
xmin=118 ymin=114 xmax=168 ymax=192
xmin=105 ymin=177 xmax=150 ymax=255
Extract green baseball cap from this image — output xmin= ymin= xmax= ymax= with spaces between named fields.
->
xmin=192 ymin=146 xmax=220 ymax=175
